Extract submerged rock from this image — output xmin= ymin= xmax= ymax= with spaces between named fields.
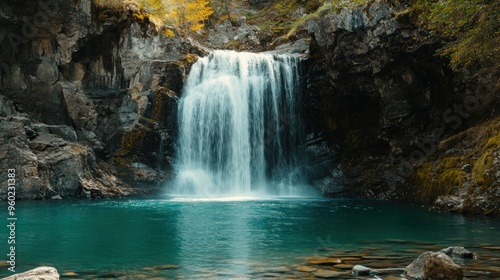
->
xmin=3 ymin=266 xmax=60 ymax=280
xmin=313 ymin=269 xmax=344 ymax=278
xmin=295 ymin=265 xmax=317 ymax=272
xmin=307 ymin=257 xmax=342 ymax=265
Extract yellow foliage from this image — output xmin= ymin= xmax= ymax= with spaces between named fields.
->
xmin=171 ymin=0 xmax=214 ymax=32
xmin=162 ymin=28 xmax=175 ymax=37
xmin=93 ymin=0 xmax=213 ymax=35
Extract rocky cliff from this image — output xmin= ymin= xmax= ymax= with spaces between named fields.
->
xmin=0 ymin=0 xmax=203 ymax=199
xmin=302 ymin=0 xmax=499 ymax=214
xmin=1 ymin=0 xmax=498 ymax=214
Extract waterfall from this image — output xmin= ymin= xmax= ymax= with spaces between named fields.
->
xmin=172 ymin=50 xmax=305 ymax=197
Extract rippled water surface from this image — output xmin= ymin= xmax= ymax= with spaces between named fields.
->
xmin=1 ymin=197 xmax=499 ymax=279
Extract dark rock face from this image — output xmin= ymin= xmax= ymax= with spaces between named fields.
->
xmin=304 ymin=0 xmax=445 ymax=197
xmin=303 ymin=0 xmax=499 ymax=211
xmin=0 ymin=0 xmax=197 ymax=199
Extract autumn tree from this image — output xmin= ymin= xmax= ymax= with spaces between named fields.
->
xmin=94 ymin=0 xmax=213 ymax=34
xmin=169 ymin=0 xmax=214 ymax=32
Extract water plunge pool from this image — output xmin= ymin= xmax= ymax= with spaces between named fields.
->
xmin=3 ymin=197 xmax=499 ymax=279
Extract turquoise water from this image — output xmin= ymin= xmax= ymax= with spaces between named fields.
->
xmin=1 ymin=197 xmax=499 ymax=278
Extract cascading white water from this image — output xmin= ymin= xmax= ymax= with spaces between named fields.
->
xmin=172 ymin=50 xmax=304 ymax=197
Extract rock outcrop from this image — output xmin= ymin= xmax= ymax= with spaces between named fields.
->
xmin=303 ymin=0 xmax=499 ymax=213
xmin=0 ymin=0 xmax=201 ymax=199
xmin=0 ymin=94 xmax=136 ymax=199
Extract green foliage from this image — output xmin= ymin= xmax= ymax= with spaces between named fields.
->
xmin=285 ymin=0 xmax=366 ymax=38
xmin=275 ymin=0 xmax=297 ymax=16
xmin=413 ymin=116 xmax=500 ymax=204
xmin=413 ymin=0 xmax=500 ymax=70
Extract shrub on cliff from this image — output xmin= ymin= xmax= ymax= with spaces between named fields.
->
xmin=412 ymin=0 xmax=499 ymax=71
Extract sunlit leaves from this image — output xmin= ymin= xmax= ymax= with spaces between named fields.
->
xmin=94 ymin=0 xmax=213 ymax=34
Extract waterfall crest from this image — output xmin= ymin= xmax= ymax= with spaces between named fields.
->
xmin=172 ymin=50 xmax=305 ymax=197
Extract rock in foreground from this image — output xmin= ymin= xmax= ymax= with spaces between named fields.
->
xmin=405 ymin=251 xmax=463 ymax=280
xmin=424 ymin=253 xmax=463 ymax=280
xmin=3 ymin=266 xmax=59 ymax=280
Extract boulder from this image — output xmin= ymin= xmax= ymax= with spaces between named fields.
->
xmin=3 ymin=266 xmax=60 ymax=280
xmin=352 ymin=264 xmax=373 ymax=276
xmin=423 ymin=253 xmax=463 ymax=280
xmin=405 ymin=252 xmax=463 ymax=280
xmin=405 ymin=251 xmax=435 ymax=280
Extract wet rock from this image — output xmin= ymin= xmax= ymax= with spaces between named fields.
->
xmin=432 ymin=195 xmax=464 ymax=213
xmin=352 ymin=265 xmax=373 ymax=276
xmin=483 ymin=246 xmax=500 ymax=250
xmin=151 ymin=264 xmax=180 ymax=270
xmin=405 ymin=251 xmax=435 ymax=279
xmin=313 ymin=269 xmax=343 ymax=278
xmin=334 ymin=264 xmax=353 ymax=270
xmin=423 ymin=253 xmax=463 ymax=280
xmin=272 ymin=38 xmax=310 ymax=54
xmin=362 ymin=255 xmax=388 ymax=260
xmin=98 ymin=271 xmax=127 ymax=278
xmin=267 ymin=267 xmax=290 ymax=273
xmin=132 ymin=162 xmax=162 ymax=183
xmin=340 ymin=257 xmax=362 ymax=262
xmin=61 ymin=271 xmax=79 ymax=276
xmin=440 ymin=246 xmax=474 ymax=259
xmin=307 ymin=257 xmax=342 ymax=265
xmin=3 ymin=266 xmax=59 ymax=280
xmin=295 ymin=266 xmax=317 ymax=272
xmin=405 ymin=252 xmax=463 ymax=280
